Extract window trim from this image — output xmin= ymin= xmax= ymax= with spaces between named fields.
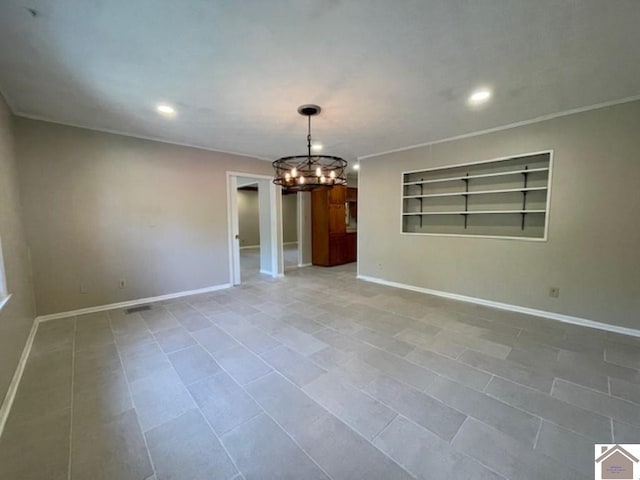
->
xmin=0 ymin=237 xmax=9 ymax=312
xmin=0 ymin=294 xmax=11 ymax=312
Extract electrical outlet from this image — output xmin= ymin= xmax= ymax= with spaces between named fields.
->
xmin=119 ymin=279 xmax=126 ymax=289
xmin=549 ymin=286 xmax=560 ymax=298
xmin=80 ymin=283 xmax=88 ymax=294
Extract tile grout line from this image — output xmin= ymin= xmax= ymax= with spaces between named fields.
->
xmin=161 ymin=306 xmax=271 ymax=480
xmin=67 ymin=316 xmax=78 ymax=480
xmin=482 ymin=383 xmax=609 ymax=444
xmin=555 ymin=375 xmax=640 ymax=400
xmin=532 ymin=417 xmax=543 ymax=449
xmin=321 ymin=346 xmax=565 ymax=457
xmin=242 ymin=369 xmax=416 ymax=480
xmin=610 ymin=417 xmax=615 ymax=442
xmin=108 ymin=310 xmax=159 ymax=480
xmin=175 ymin=322 xmax=337 ymax=480
xmin=447 ymin=415 xmax=468 ymax=446
xmin=19 ymin=275 xmax=639 ymax=480
xmin=370 ymin=412 xmax=399 ymax=443
xmin=482 ymin=374 xmax=495 ymax=393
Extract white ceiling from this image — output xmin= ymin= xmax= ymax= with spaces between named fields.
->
xmin=1 ymin=1 xmax=639 ymax=162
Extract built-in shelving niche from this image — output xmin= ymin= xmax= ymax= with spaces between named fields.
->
xmin=402 ymin=151 xmax=552 ymax=240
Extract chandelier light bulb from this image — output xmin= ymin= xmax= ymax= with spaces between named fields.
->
xmin=320 ymin=176 xmax=326 ymax=183
xmin=291 ymin=167 xmax=298 ymax=177
xmin=329 ymin=170 xmax=336 ymax=179
xmin=285 ymin=172 xmax=291 ymax=181
xmin=316 ymin=167 xmax=322 ymax=177
xmin=299 ymin=176 xmax=305 ymax=184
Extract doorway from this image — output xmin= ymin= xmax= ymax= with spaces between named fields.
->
xmin=227 ymin=172 xmax=284 ymax=285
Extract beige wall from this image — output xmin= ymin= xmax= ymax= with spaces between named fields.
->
xmin=282 ymin=193 xmax=298 ymax=244
xmin=359 ymin=101 xmax=640 ymax=330
xmin=238 ymin=190 xmax=297 ymax=246
xmin=0 ymin=96 xmax=35 ymax=406
xmin=237 ymin=189 xmax=260 ymax=247
xmin=15 ymin=118 xmax=273 ymax=315
xmin=298 ymin=192 xmax=312 ymax=266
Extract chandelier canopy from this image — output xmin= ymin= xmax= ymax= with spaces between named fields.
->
xmin=272 ymin=105 xmax=348 ymax=191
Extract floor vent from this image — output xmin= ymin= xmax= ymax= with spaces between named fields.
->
xmin=125 ymin=305 xmax=151 ymax=314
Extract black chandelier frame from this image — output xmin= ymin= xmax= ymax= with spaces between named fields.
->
xmin=272 ymin=105 xmax=348 ymax=191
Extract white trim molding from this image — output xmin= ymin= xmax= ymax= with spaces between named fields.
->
xmin=358 ymin=95 xmax=640 ymax=161
xmin=297 ymin=263 xmax=312 ymax=268
xmin=357 ymin=275 xmax=640 ymax=338
xmin=15 ymin=112 xmax=274 ymax=162
xmin=37 ymin=283 xmax=232 ymax=323
xmin=0 ymin=294 xmax=11 ymax=312
xmin=1 ymin=282 xmax=233 ymax=438
xmin=0 ymin=318 xmax=39 ymax=437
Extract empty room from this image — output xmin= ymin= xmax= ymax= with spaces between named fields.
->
xmin=1 ymin=1 xmax=639 ymax=480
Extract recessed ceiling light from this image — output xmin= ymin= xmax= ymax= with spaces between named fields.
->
xmin=311 ymin=144 xmax=323 ymax=152
xmin=468 ymin=89 xmax=492 ymax=105
xmin=353 ymin=163 xmax=360 ymax=170
xmin=156 ymin=104 xmax=176 ymax=116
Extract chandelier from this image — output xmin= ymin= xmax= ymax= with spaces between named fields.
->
xmin=272 ymin=105 xmax=348 ymax=191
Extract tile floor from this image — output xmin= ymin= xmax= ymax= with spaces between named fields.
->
xmin=1 ymin=254 xmax=639 ymax=479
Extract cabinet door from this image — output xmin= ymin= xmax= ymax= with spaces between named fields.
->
xmin=329 ymin=234 xmax=346 ymax=265
xmin=346 ymin=188 xmax=358 ymax=202
xmin=345 ymin=233 xmax=357 ymax=263
xmin=328 ymin=204 xmax=346 ymax=234
xmin=329 ymin=185 xmax=346 ymax=204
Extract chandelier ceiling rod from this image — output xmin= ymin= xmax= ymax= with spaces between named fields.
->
xmin=307 ymin=114 xmax=312 ymax=158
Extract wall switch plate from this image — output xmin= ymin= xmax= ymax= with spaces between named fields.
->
xmin=549 ymin=286 xmax=560 ymax=298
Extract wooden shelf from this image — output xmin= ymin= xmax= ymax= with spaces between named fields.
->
xmin=403 ymin=167 xmax=549 ymax=186
xmin=401 ymin=151 xmax=552 ymax=239
xmin=403 ymin=186 xmax=547 ymax=199
xmin=403 ymin=210 xmax=546 ymax=216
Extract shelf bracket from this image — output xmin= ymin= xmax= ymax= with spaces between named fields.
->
xmin=419 ymin=180 xmax=424 ymax=228
xmin=521 ymin=166 xmax=529 ymax=230
xmin=462 ymin=173 xmax=469 ymax=229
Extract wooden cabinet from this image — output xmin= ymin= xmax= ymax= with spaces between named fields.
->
xmin=345 ymin=232 xmax=357 ymax=262
xmin=312 ymin=186 xmax=357 ymax=266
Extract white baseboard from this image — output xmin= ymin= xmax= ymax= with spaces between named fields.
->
xmin=357 ymin=275 xmax=640 ymax=338
xmin=241 ymin=242 xmax=297 ymax=250
xmin=0 ymin=317 xmax=39 ymax=437
xmin=1 ymin=282 xmax=232 ymax=437
xmin=37 ymin=283 xmax=232 ymax=323
xmin=297 ymin=263 xmax=312 ymax=268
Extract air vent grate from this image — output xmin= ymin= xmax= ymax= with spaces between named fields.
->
xmin=125 ymin=305 xmax=151 ymax=314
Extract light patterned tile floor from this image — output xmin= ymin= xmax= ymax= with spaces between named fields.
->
xmin=1 ymin=250 xmax=639 ymax=479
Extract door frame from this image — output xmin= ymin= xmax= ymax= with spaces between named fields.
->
xmin=226 ymin=171 xmax=283 ymax=285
